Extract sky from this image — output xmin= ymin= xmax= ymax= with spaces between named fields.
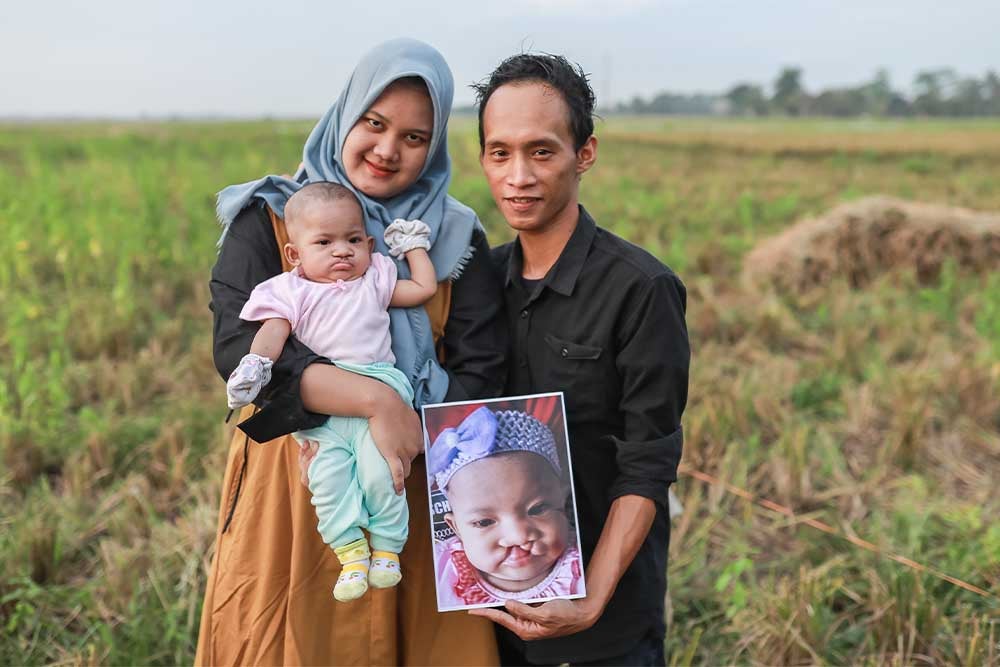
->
xmin=4 ymin=0 xmax=999 ymax=118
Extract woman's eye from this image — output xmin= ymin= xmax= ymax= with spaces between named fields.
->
xmin=367 ymin=118 xmax=382 ymax=129
xmin=471 ymin=518 xmax=495 ymax=529
xmin=405 ymin=133 xmax=426 ymax=144
xmin=527 ymin=503 xmax=550 ymax=516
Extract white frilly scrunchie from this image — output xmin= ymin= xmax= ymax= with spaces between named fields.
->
xmin=383 ymin=219 xmax=431 ymax=258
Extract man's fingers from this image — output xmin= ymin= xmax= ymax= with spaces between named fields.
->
xmin=468 ymin=608 xmax=523 ymax=634
xmin=505 ymin=600 xmax=548 ymax=622
xmin=469 ymin=608 xmax=544 ymax=641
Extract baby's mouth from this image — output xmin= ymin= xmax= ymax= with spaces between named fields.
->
xmin=501 ymin=546 xmax=534 ymax=566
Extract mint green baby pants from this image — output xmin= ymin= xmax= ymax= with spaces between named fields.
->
xmin=293 ymin=361 xmax=413 ymax=553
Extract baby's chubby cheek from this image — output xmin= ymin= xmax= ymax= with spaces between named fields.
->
xmin=465 ymin=540 xmax=504 ymax=571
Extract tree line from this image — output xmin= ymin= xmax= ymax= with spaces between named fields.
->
xmin=613 ymin=68 xmax=1000 ymax=117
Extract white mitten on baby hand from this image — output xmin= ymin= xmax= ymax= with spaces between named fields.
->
xmin=384 ymin=219 xmax=431 ymax=258
xmin=226 ymin=353 xmax=274 ymax=409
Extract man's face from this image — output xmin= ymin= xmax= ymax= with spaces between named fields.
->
xmin=479 ymin=82 xmax=596 ymax=235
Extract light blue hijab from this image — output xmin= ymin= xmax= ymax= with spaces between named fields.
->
xmin=216 ymin=38 xmax=478 ymax=408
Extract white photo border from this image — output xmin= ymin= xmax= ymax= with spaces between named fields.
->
xmin=421 ymin=391 xmax=587 ymax=612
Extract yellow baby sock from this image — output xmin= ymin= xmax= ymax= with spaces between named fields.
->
xmin=333 ymin=538 xmax=370 ymax=602
xmin=369 ymin=551 xmax=402 ymax=589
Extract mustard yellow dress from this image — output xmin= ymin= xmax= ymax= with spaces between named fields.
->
xmin=195 ymin=210 xmax=500 ymax=666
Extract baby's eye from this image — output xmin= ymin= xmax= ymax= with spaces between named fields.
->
xmin=317 ymin=239 xmax=330 ymax=245
xmin=471 ymin=518 xmax=495 ymax=529
xmin=349 ymin=236 xmax=363 ymax=243
xmin=527 ymin=503 xmax=550 ymax=516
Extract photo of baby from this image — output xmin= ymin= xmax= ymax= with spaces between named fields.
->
xmin=422 ymin=393 xmax=586 ymax=611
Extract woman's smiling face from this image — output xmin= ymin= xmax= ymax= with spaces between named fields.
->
xmin=444 ymin=451 xmax=570 ymax=592
xmin=341 ymin=78 xmax=434 ymax=200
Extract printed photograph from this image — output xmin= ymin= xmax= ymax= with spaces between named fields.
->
xmin=422 ymin=393 xmax=586 ymax=612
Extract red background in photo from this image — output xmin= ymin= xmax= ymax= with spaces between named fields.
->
xmin=424 ymin=394 xmax=564 ymax=446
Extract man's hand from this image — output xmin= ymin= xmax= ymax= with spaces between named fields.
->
xmin=368 ymin=391 xmax=423 ymax=494
xmin=468 ymin=598 xmax=600 ymax=641
xmin=471 ymin=496 xmax=657 ymax=642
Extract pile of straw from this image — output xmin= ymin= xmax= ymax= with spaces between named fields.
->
xmin=743 ymin=196 xmax=1000 ymax=292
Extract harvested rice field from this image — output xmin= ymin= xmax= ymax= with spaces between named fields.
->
xmin=2 ymin=116 xmax=999 ymax=665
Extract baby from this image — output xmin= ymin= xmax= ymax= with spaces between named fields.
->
xmin=429 ymin=407 xmax=583 ymax=609
xmin=225 ymin=181 xmax=437 ymax=602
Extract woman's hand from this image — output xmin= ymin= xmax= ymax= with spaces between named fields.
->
xmin=297 ymin=398 xmax=420 ymax=494
xmin=369 ymin=392 xmax=423 ymax=495
xmin=298 ymin=439 xmax=319 ymax=486
xmin=300 ymin=363 xmax=423 ymax=494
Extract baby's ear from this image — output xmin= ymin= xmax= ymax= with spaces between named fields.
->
xmin=443 ymin=513 xmax=459 ymax=536
xmin=283 ymin=242 xmax=300 ymax=267
xmin=367 ymin=236 xmax=375 ymax=254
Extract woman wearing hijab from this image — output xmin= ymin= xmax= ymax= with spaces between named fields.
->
xmin=196 ymin=39 xmax=506 ymax=666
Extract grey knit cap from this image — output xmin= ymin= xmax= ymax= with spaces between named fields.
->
xmin=429 ymin=407 xmax=560 ymax=491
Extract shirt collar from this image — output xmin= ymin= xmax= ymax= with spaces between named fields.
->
xmin=505 ymin=205 xmax=597 ymax=297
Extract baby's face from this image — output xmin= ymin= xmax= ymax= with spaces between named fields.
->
xmin=285 ymin=199 xmax=372 ymax=283
xmin=444 ymin=452 xmax=569 ymax=592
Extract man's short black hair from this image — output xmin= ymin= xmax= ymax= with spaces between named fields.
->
xmin=472 ymin=53 xmax=596 ymax=152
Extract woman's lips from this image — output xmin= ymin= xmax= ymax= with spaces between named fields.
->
xmin=364 ymin=159 xmax=396 ymax=178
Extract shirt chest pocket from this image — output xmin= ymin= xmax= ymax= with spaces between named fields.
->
xmin=542 ymin=333 xmax=608 ymax=415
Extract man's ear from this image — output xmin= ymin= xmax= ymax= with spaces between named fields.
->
xmin=576 ymin=135 xmax=598 ymax=176
xmin=283 ymin=242 xmax=300 ymax=267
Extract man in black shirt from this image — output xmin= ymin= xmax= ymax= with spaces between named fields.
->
xmin=468 ymin=55 xmax=690 ymax=665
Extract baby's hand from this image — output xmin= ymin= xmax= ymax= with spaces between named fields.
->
xmin=226 ymin=353 xmax=274 ymax=409
xmin=384 ymin=219 xmax=431 ymax=258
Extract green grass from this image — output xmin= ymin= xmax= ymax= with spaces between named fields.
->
xmin=2 ymin=117 xmax=999 ymax=665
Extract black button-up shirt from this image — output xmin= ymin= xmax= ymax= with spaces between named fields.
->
xmin=492 ymin=206 xmax=690 ymax=664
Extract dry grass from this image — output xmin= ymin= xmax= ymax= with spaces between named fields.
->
xmin=2 ymin=118 xmax=999 ymax=666
xmin=743 ymin=196 xmax=1000 ymax=293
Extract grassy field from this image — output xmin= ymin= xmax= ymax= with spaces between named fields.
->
xmin=1 ymin=116 xmax=998 ymax=665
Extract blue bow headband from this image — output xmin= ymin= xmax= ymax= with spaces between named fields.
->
xmin=428 ymin=407 xmax=561 ymax=491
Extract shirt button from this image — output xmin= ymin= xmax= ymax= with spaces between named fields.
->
xmin=520 ymin=309 xmax=528 ymax=319
xmin=561 ymin=347 xmax=569 ymax=358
